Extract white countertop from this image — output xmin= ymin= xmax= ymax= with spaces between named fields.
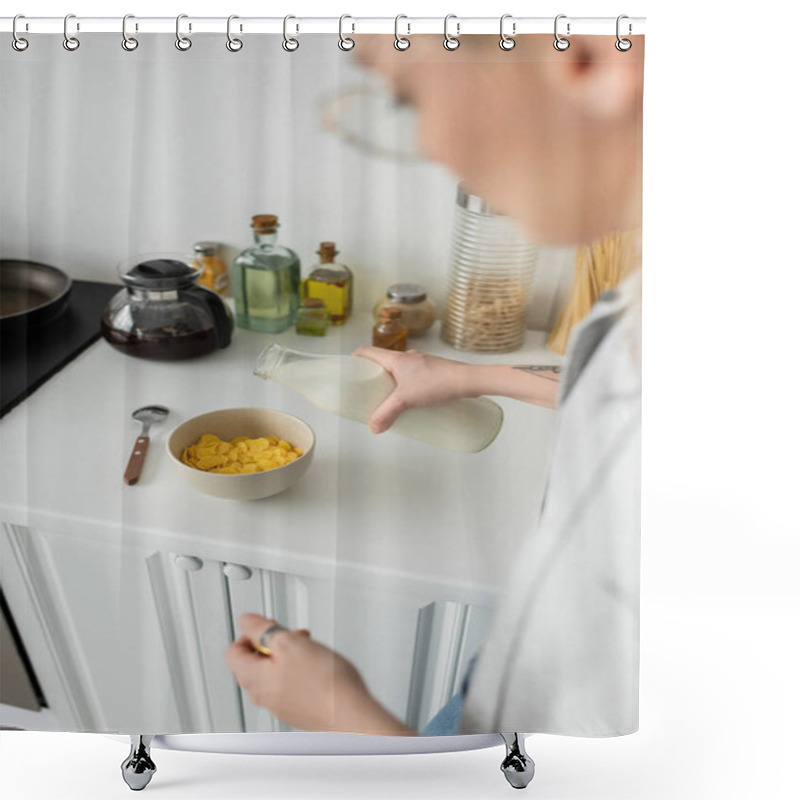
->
xmin=0 ymin=313 xmax=560 ymax=605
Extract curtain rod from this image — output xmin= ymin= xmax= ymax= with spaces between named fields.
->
xmin=1 ymin=16 xmax=646 ymax=37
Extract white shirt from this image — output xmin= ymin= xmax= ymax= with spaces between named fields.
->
xmin=459 ymin=271 xmax=642 ymax=735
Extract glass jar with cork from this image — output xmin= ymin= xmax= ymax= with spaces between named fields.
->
xmin=232 ymin=214 xmax=301 ymax=333
xmin=302 ymin=241 xmax=353 ymax=325
xmin=372 ymin=307 xmax=408 ymax=351
xmin=295 ymin=297 xmax=331 ymax=337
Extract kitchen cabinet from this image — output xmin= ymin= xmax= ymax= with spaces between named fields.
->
xmin=0 ymin=315 xmax=560 ymax=733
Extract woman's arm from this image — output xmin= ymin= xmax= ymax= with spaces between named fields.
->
xmin=225 ymin=614 xmax=415 ymax=736
xmin=352 ymin=346 xmax=559 ymax=434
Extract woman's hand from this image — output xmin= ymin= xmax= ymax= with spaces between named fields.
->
xmin=224 ymin=613 xmax=415 ymax=736
xmin=352 ymin=346 xmax=560 ymax=430
xmin=352 ymin=346 xmax=475 ymax=433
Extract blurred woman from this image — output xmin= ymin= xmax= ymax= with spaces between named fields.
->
xmin=226 ymin=32 xmax=643 ymax=737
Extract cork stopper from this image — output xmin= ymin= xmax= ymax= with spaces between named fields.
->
xmin=252 ymin=214 xmax=279 ymax=233
xmin=317 ymin=242 xmax=338 ymax=264
xmin=379 ymin=306 xmax=403 ymax=323
xmin=302 ymin=297 xmax=325 ymax=309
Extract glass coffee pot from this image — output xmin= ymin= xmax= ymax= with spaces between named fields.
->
xmin=101 ymin=254 xmax=233 ymax=360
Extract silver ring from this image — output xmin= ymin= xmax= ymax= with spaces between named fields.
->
xmin=338 ymin=14 xmax=355 ymax=51
xmin=259 ymin=623 xmax=288 ymax=650
xmin=283 ymin=15 xmax=299 ymax=52
xmin=554 ymin=15 xmax=570 ymax=51
xmin=443 ymin=14 xmax=460 ymax=51
xmin=175 ymin=14 xmax=192 ymax=51
xmin=63 ymin=14 xmax=80 ymax=51
xmin=12 ymin=15 xmax=28 ymax=52
xmin=499 ymin=14 xmax=515 ymax=51
xmin=394 ymin=15 xmax=410 ymax=51
xmin=226 ymin=15 xmax=243 ymax=52
xmin=122 ymin=14 xmax=138 ymax=51
xmin=615 ymin=15 xmax=632 ymax=51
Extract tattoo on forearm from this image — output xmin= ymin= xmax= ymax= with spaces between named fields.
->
xmin=512 ymin=365 xmax=562 ymax=381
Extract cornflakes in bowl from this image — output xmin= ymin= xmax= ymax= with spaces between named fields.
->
xmin=167 ymin=408 xmax=315 ymax=500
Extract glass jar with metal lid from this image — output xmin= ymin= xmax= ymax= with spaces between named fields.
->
xmin=193 ymin=241 xmax=229 ymax=296
xmin=372 ymin=283 xmax=436 ymax=337
xmin=440 ymin=184 xmax=537 ymax=353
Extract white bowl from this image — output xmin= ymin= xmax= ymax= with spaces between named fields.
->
xmin=166 ymin=407 xmax=315 ymax=501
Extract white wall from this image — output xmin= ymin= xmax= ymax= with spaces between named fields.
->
xmin=0 ymin=33 xmax=573 ymax=331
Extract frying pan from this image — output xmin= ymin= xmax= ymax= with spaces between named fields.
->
xmin=0 ymin=260 xmax=73 ymax=334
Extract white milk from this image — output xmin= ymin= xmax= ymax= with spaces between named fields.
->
xmin=255 ymin=345 xmax=503 ymax=453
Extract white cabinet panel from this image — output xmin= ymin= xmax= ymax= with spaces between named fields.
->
xmin=1 ymin=524 xmax=183 ymax=732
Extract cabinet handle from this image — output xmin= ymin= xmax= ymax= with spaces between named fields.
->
xmin=223 ymin=563 xmax=252 ymax=581
xmin=174 ymin=555 xmax=204 ymax=572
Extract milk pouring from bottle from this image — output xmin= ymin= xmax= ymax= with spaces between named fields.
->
xmin=254 ymin=344 xmax=503 ymax=453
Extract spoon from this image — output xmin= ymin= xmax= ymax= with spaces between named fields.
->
xmin=124 ymin=405 xmax=170 ymax=486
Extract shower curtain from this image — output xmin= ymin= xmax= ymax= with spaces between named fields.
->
xmin=0 ymin=24 xmax=643 ymax=740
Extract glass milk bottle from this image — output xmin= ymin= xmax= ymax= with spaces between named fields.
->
xmin=254 ymin=344 xmax=504 ymax=453
xmin=232 ymin=214 xmax=300 ymax=332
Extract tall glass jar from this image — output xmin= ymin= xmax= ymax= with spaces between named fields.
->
xmin=441 ymin=185 xmax=538 ymax=353
xmin=232 ymin=215 xmax=300 ymax=333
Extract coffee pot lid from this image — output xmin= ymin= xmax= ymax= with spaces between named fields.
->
xmin=121 ymin=258 xmax=201 ymax=290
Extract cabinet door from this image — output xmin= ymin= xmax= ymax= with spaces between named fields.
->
xmin=1 ymin=523 xmax=182 ymax=732
xmin=3 ymin=525 xmax=496 ymax=735
xmin=156 ymin=549 xmax=495 ymax=733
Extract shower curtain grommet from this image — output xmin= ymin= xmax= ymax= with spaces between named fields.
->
xmin=282 ymin=15 xmax=300 ymax=52
xmin=226 ymin=15 xmax=243 ymax=52
xmin=443 ymin=14 xmax=461 ymax=51
xmin=121 ymin=15 xmax=139 ymax=52
xmin=11 ymin=15 xmax=29 ymax=52
xmin=338 ymin=14 xmax=355 ymax=51
xmin=394 ymin=15 xmax=411 ymax=51
xmin=499 ymin=14 xmax=516 ymax=51
xmin=63 ymin=14 xmax=80 ymax=52
xmin=615 ymin=15 xmax=633 ymax=51
xmin=554 ymin=15 xmax=571 ymax=51
xmin=175 ymin=14 xmax=192 ymax=51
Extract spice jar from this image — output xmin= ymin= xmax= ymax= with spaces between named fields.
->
xmin=295 ymin=297 xmax=331 ymax=337
xmin=193 ymin=241 xmax=229 ymax=296
xmin=373 ymin=283 xmax=436 ymax=337
xmin=372 ymin=307 xmax=408 ymax=352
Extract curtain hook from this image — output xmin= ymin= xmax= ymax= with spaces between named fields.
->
xmin=226 ymin=15 xmax=243 ymax=51
xmin=283 ymin=15 xmax=299 ymax=51
xmin=63 ymin=13 xmax=80 ymax=51
xmin=499 ymin=14 xmax=515 ymax=51
xmin=122 ymin=14 xmax=139 ymax=51
xmin=615 ymin=14 xmax=632 ymax=51
xmin=443 ymin=14 xmax=460 ymax=51
xmin=394 ymin=15 xmax=410 ymax=51
xmin=338 ymin=14 xmax=355 ymax=51
xmin=554 ymin=15 xmax=570 ymax=51
xmin=12 ymin=14 xmax=29 ymax=52
xmin=175 ymin=14 xmax=192 ymax=51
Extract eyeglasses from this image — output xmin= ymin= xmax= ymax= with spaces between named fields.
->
xmin=317 ymin=76 xmax=422 ymax=162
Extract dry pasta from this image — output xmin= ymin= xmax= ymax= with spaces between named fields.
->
xmin=546 ymin=230 xmax=640 ymax=355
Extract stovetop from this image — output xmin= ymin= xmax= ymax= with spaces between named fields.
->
xmin=0 ymin=280 xmax=119 ymax=418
